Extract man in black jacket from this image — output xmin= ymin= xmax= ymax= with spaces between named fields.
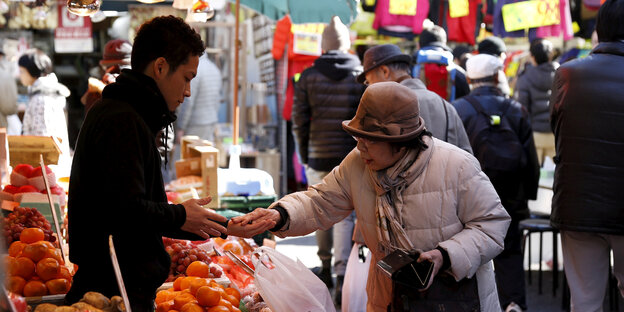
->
xmin=292 ymin=15 xmax=365 ymax=302
xmin=550 ymin=2 xmax=624 ymax=310
xmin=65 ymin=16 xmax=248 ymax=310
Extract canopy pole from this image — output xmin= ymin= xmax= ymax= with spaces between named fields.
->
xmin=233 ymin=0 xmax=240 ymax=146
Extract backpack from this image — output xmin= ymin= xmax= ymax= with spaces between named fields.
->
xmin=462 ymin=95 xmax=525 ymax=179
xmin=412 ymin=49 xmax=458 ymax=101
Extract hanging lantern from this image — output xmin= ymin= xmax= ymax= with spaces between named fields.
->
xmin=173 ymin=0 xmax=193 ymax=9
xmin=66 ymin=0 xmax=100 ymax=16
xmin=136 ymin=0 xmax=165 ymax=3
xmin=185 ymin=0 xmax=214 ymax=22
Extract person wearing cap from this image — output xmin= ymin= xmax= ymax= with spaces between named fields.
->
xmin=452 ymin=53 xmax=539 ymax=312
xmin=477 ymin=36 xmax=511 ymax=96
xmin=513 ymin=38 xmax=559 ymax=166
xmin=358 ymin=44 xmax=472 ymax=154
xmin=550 ymin=2 xmax=624 ymax=311
xmin=411 ymin=25 xmax=471 ymax=101
xmin=291 ymin=15 xmax=365 ymax=299
xmin=0 ymin=50 xmax=18 ymax=130
xmin=230 ymin=82 xmax=510 ymax=311
xmin=18 ymin=49 xmax=71 ymax=162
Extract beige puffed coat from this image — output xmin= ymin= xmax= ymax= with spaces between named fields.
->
xmin=272 ymin=137 xmax=510 ymax=311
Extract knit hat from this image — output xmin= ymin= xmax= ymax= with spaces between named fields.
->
xmin=356 ymin=44 xmax=412 ymax=83
xmin=321 ymin=16 xmax=351 ymax=52
xmin=466 ymin=54 xmax=502 ymax=80
xmin=342 ymin=82 xmax=425 ymax=142
xmin=100 ymin=39 xmax=132 ymax=67
xmin=18 ymin=50 xmax=51 ymax=79
xmin=478 ymin=36 xmax=507 ymax=57
xmin=419 ymin=25 xmax=451 ymax=51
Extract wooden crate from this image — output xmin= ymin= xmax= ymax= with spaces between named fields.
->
xmin=7 ymin=135 xmax=61 ymax=167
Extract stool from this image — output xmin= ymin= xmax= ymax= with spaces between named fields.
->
xmin=519 ymin=218 xmax=559 ymax=296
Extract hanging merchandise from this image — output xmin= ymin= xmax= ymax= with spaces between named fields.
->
xmin=389 ymin=0 xmax=417 ymax=15
xmin=535 ymin=0 xmax=573 ymax=40
xmin=362 ymin=0 xmax=376 ymax=12
xmin=493 ymin=0 xmax=529 ymax=38
xmin=186 ymin=0 xmax=215 ymax=23
xmin=373 ymin=0 xmax=430 ymax=34
xmin=66 ymin=0 xmax=100 ymax=16
xmin=446 ymin=0 xmax=480 ymax=45
xmin=501 ymin=0 xmax=560 ymax=32
xmin=449 ymin=0 xmax=469 ymax=17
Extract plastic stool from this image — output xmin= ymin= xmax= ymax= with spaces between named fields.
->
xmin=519 ymin=218 xmax=559 ymax=296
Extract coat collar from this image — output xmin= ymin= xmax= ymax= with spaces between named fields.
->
xmin=592 ymin=41 xmax=624 ymax=57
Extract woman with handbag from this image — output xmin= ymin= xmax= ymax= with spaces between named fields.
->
xmin=229 ymin=82 xmax=511 ymax=312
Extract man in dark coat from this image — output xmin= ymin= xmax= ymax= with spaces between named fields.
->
xmin=453 ymin=54 xmax=540 ymax=312
xmin=65 ymin=16 xmax=240 ymax=310
xmin=550 ymin=2 xmax=624 ymax=310
xmin=292 ymin=15 xmax=365 ymax=302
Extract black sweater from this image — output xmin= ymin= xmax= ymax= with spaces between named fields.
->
xmin=67 ymin=69 xmax=200 ymax=303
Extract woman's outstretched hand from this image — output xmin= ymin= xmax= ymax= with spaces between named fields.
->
xmin=227 ymin=208 xmax=281 ymax=238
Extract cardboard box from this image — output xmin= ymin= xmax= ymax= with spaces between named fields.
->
xmin=175 ymin=145 xmax=219 ymax=209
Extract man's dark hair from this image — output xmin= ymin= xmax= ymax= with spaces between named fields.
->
xmin=131 ymin=15 xmax=204 ymax=74
xmin=390 ymin=130 xmax=432 ymax=153
xmin=419 ymin=26 xmax=447 ymax=48
xmin=529 ymin=38 xmax=554 ymax=65
xmin=386 ymin=62 xmax=412 ymax=76
xmin=596 ymin=0 xmax=624 ymax=42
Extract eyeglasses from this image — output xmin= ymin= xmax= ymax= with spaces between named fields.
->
xmin=353 ymin=136 xmax=378 ymax=146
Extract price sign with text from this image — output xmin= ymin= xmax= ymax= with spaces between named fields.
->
xmin=389 ymin=0 xmax=417 ymax=15
xmin=449 ymin=0 xmax=470 ymax=18
xmin=293 ymin=32 xmax=322 ymax=56
xmin=502 ymin=0 xmax=560 ymax=32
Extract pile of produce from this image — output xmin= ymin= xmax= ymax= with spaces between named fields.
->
xmin=3 ymin=207 xmax=56 ymax=245
xmin=163 ymin=237 xmax=222 ymax=282
xmin=4 ymin=227 xmax=72 ymax=297
xmin=0 ymin=164 xmax=65 ymax=204
xmin=33 ymin=291 xmax=126 ymax=312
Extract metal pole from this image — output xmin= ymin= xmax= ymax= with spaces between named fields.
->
xmin=233 ymin=0 xmax=240 ymax=145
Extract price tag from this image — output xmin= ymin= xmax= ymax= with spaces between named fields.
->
xmin=293 ymin=32 xmax=322 ymax=56
xmin=364 ymin=0 xmax=376 ymax=5
xmin=389 ymin=0 xmax=417 ymax=15
xmin=502 ymin=0 xmax=560 ymax=32
xmin=449 ymin=0 xmax=469 ymax=18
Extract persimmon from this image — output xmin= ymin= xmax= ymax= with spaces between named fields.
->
xmin=45 ymin=278 xmax=70 ymax=295
xmin=217 ymin=299 xmax=234 ymax=311
xmin=224 ymin=288 xmax=240 ymax=302
xmin=222 ymin=294 xmax=238 ymax=307
xmin=156 ymin=290 xmax=176 ymax=305
xmin=8 ymin=241 xmax=26 ymax=257
xmin=23 ymin=280 xmax=47 ymax=297
xmin=188 ymin=278 xmax=208 ymax=296
xmin=56 ymin=266 xmax=72 ymax=280
xmin=22 ymin=242 xmax=48 ymax=262
xmin=206 ymin=306 xmax=230 ymax=312
xmin=180 ymin=302 xmax=203 ymax=312
xmin=179 ymin=276 xmax=199 ymax=291
xmin=13 ymin=257 xmax=36 ymax=279
xmin=44 ymin=248 xmax=63 ymax=264
xmin=6 ymin=276 xmax=27 ymax=295
xmin=173 ymin=276 xmax=184 ymax=291
xmin=36 ymin=258 xmax=60 ymax=281
xmin=20 ymin=228 xmax=44 ymax=244
xmin=156 ymin=300 xmax=174 ymax=312
xmin=173 ymin=292 xmax=197 ymax=311
xmin=196 ymin=286 xmax=220 ymax=307
xmin=186 ymin=261 xmax=210 ymax=278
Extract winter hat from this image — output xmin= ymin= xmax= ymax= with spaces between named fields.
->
xmin=466 ymin=54 xmax=503 ymax=80
xmin=18 ymin=50 xmax=52 ymax=78
xmin=100 ymin=39 xmax=132 ymax=67
xmin=356 ymin=44 xmax=412 ymax=83
xmin=478 ymin=36 xmax=507 ymax=57
xmin=321 ymin=16 xmax=351 ymax=52
xmin=343 ymin=82 xmax=425 ymax=142
xmin=419 ymin=25 xmax=451 ymax=51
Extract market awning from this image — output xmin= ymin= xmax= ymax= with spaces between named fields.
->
xmin=233 ymin=0 xmax=358 ymax=24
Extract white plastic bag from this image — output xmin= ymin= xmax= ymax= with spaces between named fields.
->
xmin=341 ymin=244 xmax=371 ymax=312
xmin=252 ymin=246 xmax=336 ymax=312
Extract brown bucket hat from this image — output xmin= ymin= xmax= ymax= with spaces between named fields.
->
xmin=342 ymin=82 xmax=425 ymax=142
xmin=356 ymin=44 xmax=412 ymax=84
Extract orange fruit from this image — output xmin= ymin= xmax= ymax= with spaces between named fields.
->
xmin=173 ymin=292 xmax=197 ymax=311
xmin=6 ymin=276 xmax=27 ymax=295
xmin=156 ymin=300 xmax=175 ymax=312
xmin=36 ymin=258 xmax=61 ymax=281
xmin=20 ymin=228 xmax=44 ymax=244
xmin=217 ymin=299 xmax=234 ymax=311
xmin=224 ymin=288 xmax=240 ymax=302
xmin=173 ymin=276 xmax=184 ymax=291
xmin=179 ymin=276 xmax=199 ymax=291
xmin=206 ymin=306 xmax=230 ymax=312
xmin=56 ymin=266 xmax=72 ymax=280
xmin=189 ymin=278 xmax=207 ymax=296
xmin=8 ymin=241 xmax=26 ymax=257
xmin=156 ymin=290 xmax=177 ymax=305
xmin=180 ymin=302 xmax=203 ymax=312
xmin=44 ymin=248 xmax=64 ymax=264
xmin=13 ymin=257 xmax=36 ymax=279
xmin=222 ymin=294 xmax=238 ymax=307
xmin=22 ymin=242 xmax=48 ymax=262
xmin=186 ymin=261 xmax=210 ymax=278
xmin=23 ymin=280 xmax=47 ymax=297
xmin=196 ymin=286 xmax=220 ymax=307
xmin=208 ymin=280 xmax=225 ymax=291
xmin=45 ymin=278 xmax=70 ymax=295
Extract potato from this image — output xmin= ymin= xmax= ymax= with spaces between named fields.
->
xmin=107 ymin=296 xmax=125 ymax=312
xmin=34 ymin=303 xmax=58 ymax=312
xmin=81 ymin=292 xmax=111 ymax=309
xmin=72 ymin=302 xmax=104 ymax=312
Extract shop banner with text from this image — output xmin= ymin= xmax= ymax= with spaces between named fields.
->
xmin=54 ymin=4 xmax=93 ymax=53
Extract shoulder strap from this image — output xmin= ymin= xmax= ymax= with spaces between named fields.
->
xmin=463 ymin=95 xmax=486 ymax=115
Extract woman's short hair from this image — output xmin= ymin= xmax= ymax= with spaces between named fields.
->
xmin=530 ymin=38 xmax=553 ymax=65
xmin=389 ymin=129 xmax=432 ymax=153
xmin=18 ymin=49 xmax=52 ymax=79
xmin=596 ymin=0 xmax=624 ymax=42
xmin=131 ymin=15 xmax=205 ymax=74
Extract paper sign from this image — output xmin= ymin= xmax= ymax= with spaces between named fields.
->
xmin=502 ymin=0 xmax=560 ymax=32
xmin=389 ymin=0 xmax=417 ymax=15
xmin=293 ymin=32 xmax=322 ymax=56
xmin=449 ymin=0 xmax=470 ymax=18
xmin=364 ymin=0 xmax=376 ymax=5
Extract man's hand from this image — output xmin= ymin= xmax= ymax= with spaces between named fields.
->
xmin=417 ymin=249 xmax=444 ymax=291
xmin=181 ymin=197 xmax=227 ymax=239
xmin=228 ymin=208 xmax=280 ymax=238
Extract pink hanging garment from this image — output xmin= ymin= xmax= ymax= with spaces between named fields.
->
xmin=536 ymin=0 xmax=573 ymax=40
xmin=372 ymin=0 xmax=430 ymax=34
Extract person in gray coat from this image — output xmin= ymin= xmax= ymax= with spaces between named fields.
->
xmin=357 ymin=44 xmax=472 ymax=153
xmin=514 ymin=38 xmax=559 ymax=165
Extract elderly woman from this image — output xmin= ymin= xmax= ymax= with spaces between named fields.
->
xmin=18 ymin=49 xmax=70 ymax=158
xmin=230 ymin=82 xmax=510 ymax=311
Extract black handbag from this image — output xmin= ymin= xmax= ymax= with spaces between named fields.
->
xmin=391 ymin=272 xmax=481 ymax=312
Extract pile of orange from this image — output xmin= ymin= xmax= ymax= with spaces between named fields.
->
xmin=155 ymin=261 xmax=241 ymax=312
xmin=4 ymin=228 xmax=72 ymax=297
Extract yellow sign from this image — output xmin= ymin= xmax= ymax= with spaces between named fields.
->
xmin=364 ymin=0 xmax=376 ymax=5
xmin=449 ymin=0 xmax=470 ymax=18
xmin=389 ymin=0 xmax=417 ymax=15
xmin=502 ymin=0 xmax=560 ymax=32
xmin=293 ymin=32 xmax=322 ymax=56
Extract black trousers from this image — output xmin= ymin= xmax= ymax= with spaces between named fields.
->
xmin=493 ymin=216 xmax=527 ymax=309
